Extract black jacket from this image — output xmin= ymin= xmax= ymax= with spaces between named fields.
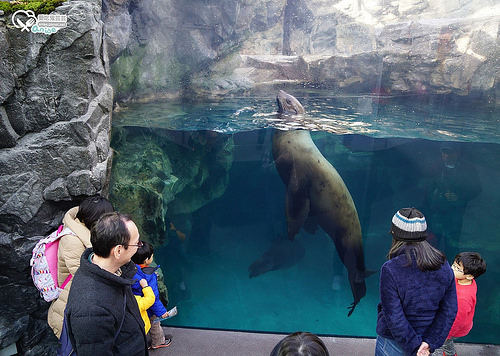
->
xmin=66 ymin=248 xmax=148 ymax=356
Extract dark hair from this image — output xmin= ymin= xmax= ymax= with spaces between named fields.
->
xmin=455 ymin=252 xmax=486 ymax=279
xmin=76 ymin=195 xmax=114 ymax=229
xmin=91 ymin=212 xmax=133 ymax=258
xmin=132 ymin=240 xmax=154 ymax=264
xmin=270 ymin=332 xmax=330 ymax=356
xmin=387 ymin=239 xmax=446 ymax=271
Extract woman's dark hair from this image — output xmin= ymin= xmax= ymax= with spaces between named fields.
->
xmin=76 ymin=195 xmax=114 ymax=229
xmin=90 ymin=212 xmax=133 ymax=258
xmin=131 ymin=240 xmax=154 ymax=264
xmin=387 ymin=239 xmax=446 ymax=271
xmin=270 ymin=332 xmax=330 ymax=356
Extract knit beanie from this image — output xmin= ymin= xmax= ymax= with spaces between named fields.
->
xmin=390 ymin=207 xmax=428 ymax=242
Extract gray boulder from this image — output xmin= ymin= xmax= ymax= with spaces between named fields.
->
xmin=107 ymin=0 xmax=500 ymax=101
xmin=0 ymin=1 xmax=113 ymax=353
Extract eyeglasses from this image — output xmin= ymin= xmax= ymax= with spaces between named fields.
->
xmin=451 ymin=263 xmax=464 ymax=274
xmin=123 ymin=241 xmax=143 ymax=248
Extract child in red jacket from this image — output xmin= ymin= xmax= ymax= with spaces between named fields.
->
xmin=432 ymin=252 xmax=486 ymax=356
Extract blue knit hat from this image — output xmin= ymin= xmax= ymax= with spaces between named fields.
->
xmin=390 ymin=207 xmax=428 ymax=242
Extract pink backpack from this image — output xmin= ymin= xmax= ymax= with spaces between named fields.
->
xmin=30 ymin=225 xmax=76 ymax=302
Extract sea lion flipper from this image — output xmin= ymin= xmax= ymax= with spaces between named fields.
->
xmin=302 ymin=218 xmax=319 ymax=235
xmin=346 ymin=274 xmax=366 ymax=317
xmin=248 ymin=237 xmax=305 ymax=278
xmin=347 ymin=301 xmax=358 ymax=317
xmin=285 ymin=182 xmax=310 ymax=240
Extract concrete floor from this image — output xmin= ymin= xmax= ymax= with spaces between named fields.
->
xmin=152 ymin=327 xmax=500 ymax=356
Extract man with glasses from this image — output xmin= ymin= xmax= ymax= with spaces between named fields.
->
xmin=65 ymin=212 xmax=149 ymax=356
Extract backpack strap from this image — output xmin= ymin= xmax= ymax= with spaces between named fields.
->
xmin=54 ymin=226 xmax=76 ymax=291
xmin=60 ymin=274 xmax=73 ymax=290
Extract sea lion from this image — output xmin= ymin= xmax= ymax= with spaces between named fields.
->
xmin=272 ymin=90 xmax=368 ymax=316
xmin=248 ymin=236 xmax=305 ymax=278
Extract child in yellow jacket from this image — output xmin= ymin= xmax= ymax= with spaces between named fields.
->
xmin=135 ymin=278 xmax=155 ymax=333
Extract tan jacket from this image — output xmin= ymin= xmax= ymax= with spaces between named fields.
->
xmin=47 ymin=207 xmax=91 ymax=338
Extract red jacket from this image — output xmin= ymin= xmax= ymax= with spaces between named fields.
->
xmin=449 ymin=279 xmax=477 ymax=338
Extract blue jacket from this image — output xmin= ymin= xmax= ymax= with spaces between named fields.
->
xmin=376 ymin=251 xmax=457 ymax=355
xmin=132 ymin=265 xmax=167 ymax=318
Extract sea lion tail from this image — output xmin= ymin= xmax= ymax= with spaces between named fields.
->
xmin=347 ymin=269 xmax=379 ymax=316
xmin=347 ymin=301 xmax=358 ymax=317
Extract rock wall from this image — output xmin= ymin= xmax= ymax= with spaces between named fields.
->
xmin=107 ymin=0 xmax=500 ymax=101
xmin=0 ymin=0 xmax=113 ymax=354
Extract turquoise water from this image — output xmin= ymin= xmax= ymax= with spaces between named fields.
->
xmin=114 ymin=93 xmax=500 ymax=143
xmin=112 ymin=93 xmax=500 ymax=344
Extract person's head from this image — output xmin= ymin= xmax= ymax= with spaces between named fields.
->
xmin=131 ymin=240 xmax=154 ymax=265
xmin=91 ymin=212 xmax=141 ymax=261
xmin=270 ymin=332 xmax=329 ymax=356
xmin=452 ymin=252 xmax=486 ymax=281
xmin=440 ymin=141 xmax=461 ymax=168
xmin=388 ymin=207 xmax=446 ymax=271
xmin=76 ymin=195 xmax=114 ymax=229
xmin=389 ymin=207 xmax=428 ymax=243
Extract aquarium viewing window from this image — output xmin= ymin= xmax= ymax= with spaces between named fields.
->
xmin=110 ymin=92 xmax=500 ymax=344
xmin=107 ymin=0 xmax=500 ymax=346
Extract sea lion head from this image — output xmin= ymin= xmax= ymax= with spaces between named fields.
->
xmin=276 ymin=90 xmax=305 ymax=115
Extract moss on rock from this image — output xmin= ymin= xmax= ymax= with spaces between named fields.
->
xmin=0 ymin=0 xmax=66 ymax=15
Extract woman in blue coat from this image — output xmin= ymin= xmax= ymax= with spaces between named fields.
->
xmin=375 ymin=208 xmax=457 ymax=356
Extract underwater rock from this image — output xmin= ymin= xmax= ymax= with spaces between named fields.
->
xmin=110 ymin=128 xmax=234 ymax=246
xmin=110 ymin=133 xmax=177 ymax=246
xmin=109 ymin=129 xmax=233 ymax=316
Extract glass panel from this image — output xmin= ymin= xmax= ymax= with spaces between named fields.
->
xmin=109 ymin=93 xmax=500 ymax=343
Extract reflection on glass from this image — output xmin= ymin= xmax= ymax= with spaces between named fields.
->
xmin=421 ymin=141 xmax=482 ymax=258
